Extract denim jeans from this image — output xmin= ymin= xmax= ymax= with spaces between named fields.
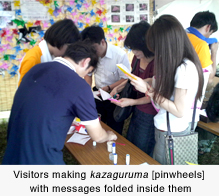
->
xmin=127 ymin=107 xmax=155 ymax=157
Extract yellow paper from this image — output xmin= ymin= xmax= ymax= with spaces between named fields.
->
xmin=185 ymin=161 xmax=199 ymax=165
xmin=116 ymin=64 xmax=137 ymax=80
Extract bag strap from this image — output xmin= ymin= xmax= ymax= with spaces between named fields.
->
xmin=167 ymin=98 xmax=197 ymax=135
xmin=191 ymin=99 xmax=197 ymax=132
xmin=131 ymin=58 xmax=139 ymax=74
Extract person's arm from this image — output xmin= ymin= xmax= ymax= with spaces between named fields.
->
xmin=155 ymin=88 xmax=187 ymax=118
xmin=208 ymin=42 xmax=219 ymax=83
xmin=85 ymin=121 xmax=117 ymax=143
xmin=84 ymin=75 xmax=92 ymax=87
xmin=111 ymin=96 xmax=151 ymax=107
xmin=101 ymin=78 xmax=127 ymax=92
xmin=126 ymin=73 xmax=187 ymax=117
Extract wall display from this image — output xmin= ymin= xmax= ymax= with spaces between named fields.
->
xmin=106 ymin=0 xmax=149 ymax=25
xmin=20 ymin=0 xmax=50 ymax=20
xmin=0 ymin=0 xmax=151 ymax=111
xmin=0 ymin=0 xmax=15 ymax=28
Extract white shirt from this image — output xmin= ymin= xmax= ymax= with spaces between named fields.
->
xmin=153 ymin=59 xmax=201 ymax=132
xmin=53 ymin=57 xmax=76 ymax=72
xmin=93 ymin=43 xmax=130 ymax=89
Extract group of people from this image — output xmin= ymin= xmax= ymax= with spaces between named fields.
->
xmin=2 ymin=10 xmax=218 ymax=165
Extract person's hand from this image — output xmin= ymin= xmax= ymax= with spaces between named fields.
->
xmin=111 ymin=98 xmax=133 ymax=107
xmin=126 ymin=73 xmax=149 ymax=93
xmin=106 ymin=130 xmax=117 ymax=141
xmin=101 ymin=86 xmax=110 ymax=92
xmin=110 ymin=88 xmax=119 ymax=99
xmin=145 ymin=86 xmax=154 ymax=99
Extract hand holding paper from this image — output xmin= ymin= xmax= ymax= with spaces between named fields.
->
xmin=99 ymin=89 xmax=120 ymax=102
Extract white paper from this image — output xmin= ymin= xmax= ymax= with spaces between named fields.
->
xmin=117 ymin=63 xmax=131 ymax=74
xmin=140 ymin=162 xmax=150 ymax=165
xmin=67 ymin=132 xmax=91 ymax=145
xmin=200 ymin=109 xmax=207 ymax=117
xmin=67 ymin=126 xmax=75 ymax=135
xmin=93 ymin=91 xmax=102 ymax=101
xmin=99 ymin=89 xmax=112 ymax=101
xmin=20 ymin=0 xmax=49 ymax=20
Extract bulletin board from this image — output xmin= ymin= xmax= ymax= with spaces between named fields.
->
xmin=0 ymin=0 xmax=153 ymax=112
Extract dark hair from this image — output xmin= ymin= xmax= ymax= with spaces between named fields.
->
xmin=124 ymin=21 xmax=154 ymax=58
xmin=146 ymin=15 xmax=204 ymax=102
xmin=206 ymin=83 xmax=219 ymax=122
xmin=190 ymin=11 xmax=218 ymax=33
xmin=44 ymin=19 xmax=81 ymax=49
xmin=63 ymin=40 xmax=99 ymax=70
xmin=81 ymin=25 xmax=105 ymax=44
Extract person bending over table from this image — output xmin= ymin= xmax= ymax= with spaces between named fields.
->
xmin=2 ymin=41 xmax=117 ymax=165
xmin=81 ymin=25 xmax=131 ymax=135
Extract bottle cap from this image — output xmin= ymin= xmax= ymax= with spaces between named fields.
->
xmin=126 ymin=154 xmax=130 ymax=165
xmin=107 ymin=141 xmax=113 ymax=152
xmin=113 ymin=153 xmax=117 ymax=165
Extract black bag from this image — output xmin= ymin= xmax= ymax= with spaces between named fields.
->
xmin=113 ymin=59 xmax=139 ymax=122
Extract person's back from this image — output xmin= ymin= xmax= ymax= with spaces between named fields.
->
xmin=4 ymin=61 xmax=93 ymax=164
xmin=187 ymin=11 xmax=218 ymax=83
xmin=3 ymin=41 xmax=117 ymax=165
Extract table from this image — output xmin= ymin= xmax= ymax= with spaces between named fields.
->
xmin=197 ymin=76 xmax=219 ymax=136
xmin=65 ymin=121 xmax=160 ymax=165
xmin=197 ymin=121 xmax=219 ymax=136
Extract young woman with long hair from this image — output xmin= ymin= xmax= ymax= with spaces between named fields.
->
xmin=127 ymin=15 xmax=204 ymax=164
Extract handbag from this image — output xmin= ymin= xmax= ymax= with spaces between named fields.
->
xmin=165 ymin=100 xmax=198 ymax=165
xmin=113 ymin=59 xmax=139 ymax=122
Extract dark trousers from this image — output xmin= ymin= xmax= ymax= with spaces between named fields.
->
xmin=127 ymin=107 xmax=155 ymax=157
xmin=93 ymin=87 xmax=124 ymax=134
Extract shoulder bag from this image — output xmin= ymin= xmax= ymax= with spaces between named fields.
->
xmin=113 ymin=59 xmax=139 ymax=122
xmin=165 ymin=100 xmax=198 ymax=165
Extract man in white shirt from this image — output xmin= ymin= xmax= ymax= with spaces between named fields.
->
xmin=81 ymin=25 xmax=131 ymax=134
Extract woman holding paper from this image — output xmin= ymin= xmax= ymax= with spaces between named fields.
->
xmin=110 ymin=21 xmax=157 ymax=157
xmin=125 ymin=15 xmax=204 ymax=164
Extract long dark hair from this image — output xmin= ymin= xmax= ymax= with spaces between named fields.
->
xmin=146 ymin=15 xmax=204 ymax=102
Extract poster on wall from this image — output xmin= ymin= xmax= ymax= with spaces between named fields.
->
xmin=106 ymin=0 xmax=149 ymax=25
xmin=20 ymin=0 xmax=50 ymax=20
xmin=0 ymin=0 xmax=15 ymax=28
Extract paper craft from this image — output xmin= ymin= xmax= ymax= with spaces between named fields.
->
xmin=99 ymin=88 xmax=111 ymax=100
xmin=67 ymin=126 xmax=75 ymax=134
xmin=99 ymin=89 xmax=121 ymax=102
xmin=67 ymin=132 xmax=91 ymax=145
xmin=108 ymin=98 xmax=120 ymax=102
xmin=116 ymin=64 xmax=137 ymax=80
